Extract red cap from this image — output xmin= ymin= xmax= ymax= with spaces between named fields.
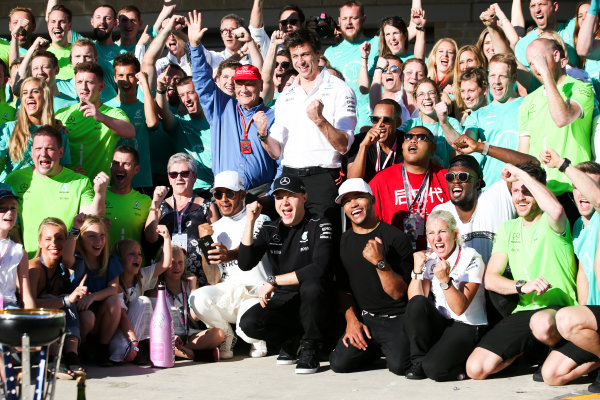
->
xmin=232 ymin=64 xmax=262 ymax=81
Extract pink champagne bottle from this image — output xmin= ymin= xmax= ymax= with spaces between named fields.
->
xmin=150 ymin=284 xmax=174 ymax=368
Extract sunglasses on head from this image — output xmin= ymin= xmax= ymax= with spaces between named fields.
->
xmin=444 ymin=172 xmax=473 ymax=183
xmin=370 ymin=115 xmax=394 ymax=125
xmin=383 ymin=65 xmax=400 ymax=73
xmin=275 ymin=61 xmax=291 ymax=69
xmin=279 ymin=18 xmax=299 ymax=27
xmin=404 ymin=133 xmax=430 ymax=142
xmin=214 ymin=189 xmax=236 ymax=200
xmin=168 ymin=170 xmax=192 ymax=179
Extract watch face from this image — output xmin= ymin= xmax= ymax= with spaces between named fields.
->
xmin=376 ymin=261 xmax=386 ymax=270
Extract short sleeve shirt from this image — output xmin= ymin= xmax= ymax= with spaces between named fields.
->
xmin=105 ymin=188 xmax=151 ymax=250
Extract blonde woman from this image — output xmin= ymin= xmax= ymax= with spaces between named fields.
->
xmin=427 ymin=38 xmax=458 ymax=92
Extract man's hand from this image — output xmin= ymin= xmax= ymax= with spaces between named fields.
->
xmin=520 ymin=276 xmax=552 ymax=296
xmin=233 ymin=27 xmax=252 ymax=42
xmin=306 ymin=99 xmax=325 ymax=125
xmin=93 ymin=172 xmax=109 ymax=194
xmin=31 ymin=36 xmax=50 ymax=51
xmin=80 ymin=101 xmax=102 ymax=121
xmin=362 ymin=237 xmax=385 ymax=266
xmin=137 ymin=25 xmax=151 ymax=47
xmin=207 ymin=243 xmax=234 ymax=264
xmin=198 ymin=222 xmax=213 ymax=238
xmin=359 ymin=41 xmax=370 ymax=59
xmin=530 ymin=54 xmax=552 ymax=82
xmin=539 ymin=148 xmax=563 ymax=169
xmin=258 ymin=282 xmax=275 ymax=308
xmin=246 ymin=201 xmax=262 ymax=222
xmin=453 ymin=134 xmax=481 ymax=155
xmin=342 ymin=318 xmax=371 ymax=350
xmin=361 ymin=127 xmax=379 ymax=149
xmin=254 ymin=111 xmax=268 ymax=136
xmin=185 ymin=10 xmax=207 ymax=47
xmin=501 ymin=163 xmax=522 ymax=183
xmin=271 ymin=29 xmax=285 ymax=45
xmin=12 ymin=18 xmax=30 ymax=38
xmin=433 ymin=259 xmax=451 ymax=283
xmin=375 ymin=56 xmax=389 ymax=70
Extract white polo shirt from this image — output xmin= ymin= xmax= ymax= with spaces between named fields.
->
xmin=270 ymin=68 xmax=357 ymax=169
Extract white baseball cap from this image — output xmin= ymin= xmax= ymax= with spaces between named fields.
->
xmin=210 ymin=170 xmax=245 ymax=193
xmin=335 ymin=178 xmax=373 ymax=204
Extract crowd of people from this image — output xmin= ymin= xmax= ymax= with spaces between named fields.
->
xmin=2 ymin=0 xmax=600 ymax=391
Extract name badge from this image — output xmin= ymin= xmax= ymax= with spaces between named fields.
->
xmin=240 ymin=140 xmax=252 ymax=154
xmin=172 ymin=233 xmax=188 ymax=249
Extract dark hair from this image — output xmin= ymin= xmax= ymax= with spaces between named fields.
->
xmin=113 ymin=52 xmax=140 ymax=73
xmin=412 ymin=77 xmax=441 ymax=100
xmin=284 ymin=28 xmax=321 ymax=53
xmin=49 ymin=5 xmax=72 ymax=22
xmin=374 ymin=98 xmax=401 ymax=120
xmin=74 ymin=62 xmax=104 ymax=82
xmin=383 ymin=54 xmax=402 ymax=63
xmin=176 ymin=76 xmax=194 ymax=88
xmin=114 ymin=144 xmax=139 ymax=165
xmin=516 ymin=161 xmax=546 ymax=185
xmin=94 ymin=4 xmax=117 ymax=19
xmin=221 ymin=13 xmax=244 ymax=27
xmin=340 ymin=1 xmax=364 ymax=16
xmin=280 ymin=5 xmax=306 ymax=23
xmin=164 ymin=63 xmax=186 ymax=77
xmin=458 ymin=67 xmax=488 ymax=88
xmin=32 ymin=125 xmax=62 ymax=147
xmin=216 ymin=59 xmax=242 ymax=79
xmin=576 ymin=161 xmax=600 ymax=175
xmin=378 ymin=16 xmax=409 ymax=56
xmin=276 ymin=49 xmax=291 ymax=59
xmin=118 ymin=5 xmax=141 ymax=21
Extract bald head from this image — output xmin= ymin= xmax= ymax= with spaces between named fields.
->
xmin=526 ymin=38 xmax=565 ymax=82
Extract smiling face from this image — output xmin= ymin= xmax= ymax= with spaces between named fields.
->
xmin=81 ymin=223 xmax=106 ymax=258
xmin=384 ymin=24 xmax=406 ymax=54
xmin=31 ymin=56 xmax=57 ymax=84
xmin=177 ymin=81 xmax=201 ymax=116
xmin=0 ymin=198 xmax=18 ymax=233
xmin=511 ymin=179 xmax=541 ymax=220
xmin=371 ymin=103 xmax=399 ymax=143
xmin=32 ymin=134 xmax=63 ymax=176
xmin=279 ymin=10 xmax=303 ymax=34
xmin=415 ymin=81 xmax=439 ymax=117
xmin=435 ymin=41 xmax=456 ymax=74
xmin=75 ymin=71 xmax=104 ymax=103
xmin=22 ymin=80 xmax=44 ymax=119
xmin=574 ymin=173 xmax=600 ymax=219
xmin=274 ymin=190 xmax=306 ymax=226
xmin=9 ymin=11 xmax=35 ymax=47
xmin=339 ymin=5 xmax=365 ymax=42
xmin=121 ymin=241 xmax=143 ymax=276
xmin=447 ymin=165 xmax=479 ymax=208
xmin=91 ymin=6 xmax=117 ymax=41
xmin=166 ymin=250 xmax=186 ymax=281
xmin=342 ymin=192 xmax=374 ymax=227
xmin=382 ymin=59 xmax=402 ymax=91
xmin=118 ymin=10 xmax=142 ymax=42
xmin=459 ymin=78 xmax=486 ymax=110
xmin=110 ymin=150 xmax=139 ymax=191
xmin=426 ymin=218 xmax=458 ymax=260
xmin=39 ymin=224 xmax=66 ymax=263
xmin=214 ymin=188 xmax=244 ymax=217
xmin=216 ymin=67 xmax=236 ymax=97
xmin=48 ymin=10 xmax=71 ymax=45
xmin=234 ymin=79 xmax=262 ymax=109
xmin=482 ymin=32 xmax=494 ymax=60
xmin=273 ymin=54 xmax=292 ymax=86
xmin=290 ymin=43 xmax=321 ymax=82
xmin=163 ymin=65 xmax=185 ymax=105
xmin=488 ymin=61 xmax=514 ymax=103
xmin=402 ymin=61 xmax=426 ymax=95
xmin=458 ymin=50 xmax=479 ymax=72
xmin=529 ymin=0 xmax=558 ymax=30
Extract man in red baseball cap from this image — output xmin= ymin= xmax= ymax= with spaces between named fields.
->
xmin=231 ymin=64 xmax=264 ymax=112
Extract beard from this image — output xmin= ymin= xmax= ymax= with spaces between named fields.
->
xmin=93 ymin=27 xmax=112 ymax=41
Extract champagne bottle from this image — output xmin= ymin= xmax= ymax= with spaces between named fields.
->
xmin=76 ymin=376 xmax=86 ymax=400
xmin=150 ymin=283 xmax=174 ymax=368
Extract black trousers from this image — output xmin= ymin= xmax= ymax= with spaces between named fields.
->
xmin=405 ymin=295 xmax=483 ymax=381
xmin=238 ymin=279 xmax=332 ymax=344
xmin=329 ymin=313 xmax=410 ymax=375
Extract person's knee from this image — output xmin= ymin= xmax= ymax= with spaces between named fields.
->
xmin=466 ymin=350 xmax=493 ymax=380
xmin=299 ymin=279 xmax=326 ymax=302
xmin=530 ymin=311 xmax=557 ymax=344
xmin=79 ymin=310 xmax=95 ymax=334
xmin=422 ymin=359 xmax=450 ymax=381
xmin=104 ymin=295 xmax=121 ymax=314
xmin=555 ymin=308 xmax=589 ymax=342
xmin=189 ymin=289 xmax=214 ymax=316
xmin=329 ymin=350 xmax=352 ymax=373
xmin=406 ymin=295 xmax=428 ymax=318
xmin=238 ymin=307 xmax=260 ymax=336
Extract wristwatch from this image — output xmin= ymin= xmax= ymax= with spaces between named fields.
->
xmin=439 ymin=277 xmax=453 ymax=290
xmin=267 ymin=275 xmax=278 ymax=287
xmin=375 ymin=260 xmax=387 ymax=270
xmin=516 ymin=280 xmax=526 ymax=294
xmin=558 ymin=158 xmax=571 ymax=173
xmin=411 ymin=270 xmax=424 ymax=280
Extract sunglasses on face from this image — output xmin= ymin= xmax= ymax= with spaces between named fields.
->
xmin=370 ymin=115 xmax=394 ymax=125
xmin=275 ymin=61 xmax=291 ymax=69
xmin=383 ymin=65 xmax=400 ymax=73
xmin=444 ymin=172 xmax=473 ymax=183
xmin=404 ymin=133 xmax=430 ymax=142
xmin=279 ymin=18 xmax=299 ymax=27
xmin=214 ymin=190 xmax=235 ymax=200
xmin=168 ymin=170 xmax=192 ymax=179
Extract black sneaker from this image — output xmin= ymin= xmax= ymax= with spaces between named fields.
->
xmin=589 ymin=371 xmax=600 ymax=393
xmin=295 ymin=344 xmax=319 ymax=374
xmin=405 ymin=362 xmax=426 ymax=380
xmin=277 ymin=340 xmax=298 ymax=365
xmin=532 ymin=365 xmax=543 ymax=382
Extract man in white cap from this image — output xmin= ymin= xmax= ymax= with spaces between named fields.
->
xmin=189 ymin=170 xmax=271 ymax=359
xmin=329 ymin=178 xmax=413 ymax=375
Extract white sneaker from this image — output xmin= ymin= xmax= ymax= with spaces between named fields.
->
xmin=249 ymin=341 xmax=268 ymax=358
xmin=219 ymin=331 xmax=235 ymax=360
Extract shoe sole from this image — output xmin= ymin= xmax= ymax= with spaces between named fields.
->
xmin=295 ymin=367 xmax=318 ymax=374
xmin=250 ymin=352 xmax=268 ymax=358
xmin=276 ymin=359 xmax=297 ymax=365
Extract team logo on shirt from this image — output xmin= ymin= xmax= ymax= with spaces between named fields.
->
xmin=60 ymin=184 xmax=69 ymax=192
xmin=510 ymin=232 xmax=521 ymax=244
xmin=300 ymin=231 xmax=308 ymax=243
xmin=134 ymin=201 xmax=140 ymax=210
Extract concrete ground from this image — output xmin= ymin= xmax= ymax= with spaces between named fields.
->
xmin=52 ymin=355 xmax=600 ymax=400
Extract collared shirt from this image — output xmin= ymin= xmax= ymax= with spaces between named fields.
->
xmin=270 ymin=68 xmax=357 ymax=169
xmin=156 ymin=51 xmax=192 ymax=76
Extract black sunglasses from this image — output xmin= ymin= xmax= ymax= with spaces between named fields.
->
xmin=370 ymin=116 xmax=393 ymax=125
xmin=214 ymin=190 xmax=236 ymax=200
xmin=383 ymin=65 xmax=400 ymax=73
xmin=279 ymin=18 xmax=299 ymax=26
xmin=168 ymin=170 xmax=192 ymax=179
xmin=444 ymin=172 xmax=473 ymax=183
xmin=275 ymin=61 xmax=291 ymax=69
xmin=404 ymin=133 xmax=430 ymax=142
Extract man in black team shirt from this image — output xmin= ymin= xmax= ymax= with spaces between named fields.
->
xmin=329 ymin=178 xmax=413 ymax=375
xmin=238 ymin=175 xmax=334 ymax=375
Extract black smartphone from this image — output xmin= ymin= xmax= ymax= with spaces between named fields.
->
xmin=198 ymin=234 xmax=214 ymax=260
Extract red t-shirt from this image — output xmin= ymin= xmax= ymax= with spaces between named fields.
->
xmin=369 ymin=162 xmax=450 ymax=250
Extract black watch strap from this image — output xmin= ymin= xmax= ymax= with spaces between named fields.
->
xmin=558 ymin=158 xmax=571 ymax=173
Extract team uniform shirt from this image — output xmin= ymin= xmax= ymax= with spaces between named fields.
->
xmin=0 ymin=121 xmax=71 ymax=182
xmin=464 ymin=98 xmax=523 ymax=187
xmin=190 ymin=44 xmax=278 ymax=190
xmin=0 ymin=39 xmax=26 ymax=67
xmin=150 ymin=103 xmax=177 ymax=176
xmin=514 ymin=19 xmax=578 ymax=69
xmin=48 ymin=45 xmax=74 ymax=80
xmin=422 ymin=246 xmax=487 ymax=325
xmin=519 ymin=75 xmax=594 ymax=195
xmin=56 ymin=77 xmax=117 ymax=104
xmin=168 ymin=114 xmax=213 ymax=191
xmin=369 ymin=162 xmax=450 ymax=250
xmin=56 ymin=103 xmax=130 ymax=179
xmin=338 ymin=222 xmax=413 ymax=315
xmin=573 ymin=212 xmax=600 ymax=305
xmin=104 ymin=98 xmax=152 ymax=188
xmin=156 ymin=51 xmax=192 ymax=76
xmin=395 ymin=91 xmax=420 ymax=123
xmin=492 ymin=213 xmax=578 ymax=313
xmin=238 ymin=217 xmax=334 ymax=288
xmin=346 ymin=131 xmax=403 ymax=182
xmin=0 ymin=103 xmax=15 ymax=126
xmin=400 ymin=116 xmax=461 ymax=168
xmin=324 ymin=36 xmax=379 ymax=132
xmin=270 ymin=68 xmax=357 ymax=169
xmin=53 ymin=92 xmax=78 ymax=113
xmin=212 ymin=209 xmax=270 ymax=287
xmin=432 ymin=180 xmax=515 ymax=265
xmin=6 ymin=167 xmax=94 ymax=257
xmin=105 ymin=188 xmax=151 ymax=250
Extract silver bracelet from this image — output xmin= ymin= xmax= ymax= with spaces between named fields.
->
xmin=62 ymin=295 xmax=72 ymax=307
xmin=482 ymin=141 xmax=491 ymax=156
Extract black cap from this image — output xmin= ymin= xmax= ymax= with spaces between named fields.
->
xmin=0 ymin=188 xmax=19 ymax=201
xmin=272 ymin=175 xmax=306 ymax=195
xmin=449 ymin=154 xmax=485 ymax=188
